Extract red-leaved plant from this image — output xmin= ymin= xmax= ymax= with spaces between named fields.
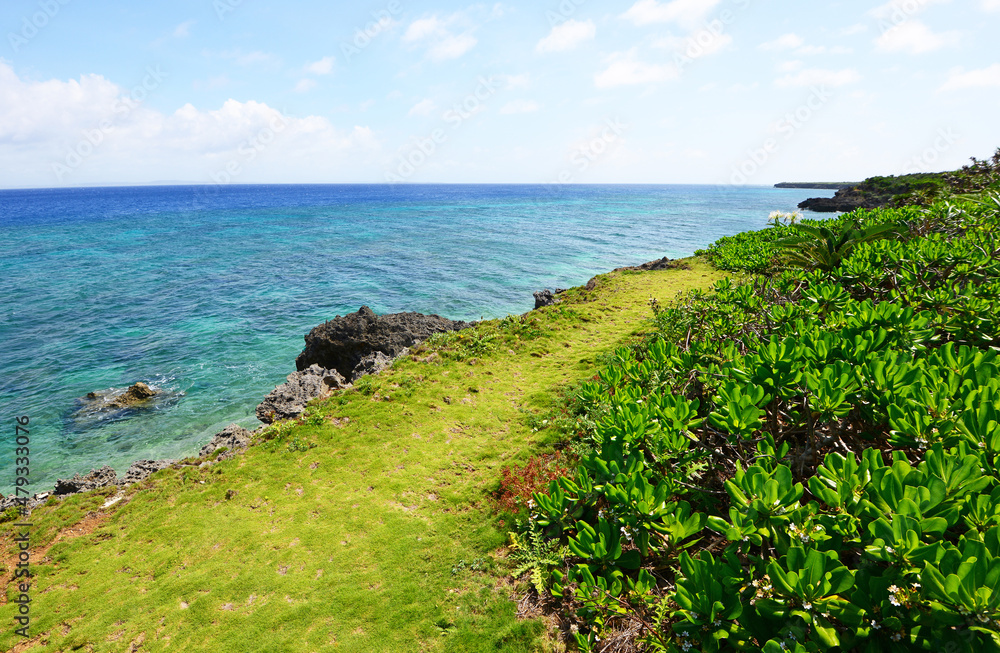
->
xmin=492 ymin=451 xmax=575 ymax=516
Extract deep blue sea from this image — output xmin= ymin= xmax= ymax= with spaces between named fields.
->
xmin=0 ymin=184 xmax=831 ymax=494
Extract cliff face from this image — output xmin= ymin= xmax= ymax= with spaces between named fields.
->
xmin=798 ymin=186 xmax=892 ymax=213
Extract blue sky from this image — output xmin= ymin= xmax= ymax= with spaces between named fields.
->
xmin=1 ymin=0 xmax=998 ymax=188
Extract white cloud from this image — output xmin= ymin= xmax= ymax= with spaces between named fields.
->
xmin=840 ymin=23 xmax=868 ymax=36
xmin=0 ymin=62 xmax=379 ymax=185
xmin=408 ymin=99 xmax=437 ymax=116
xmin=621 ymin=0 xmax=722 ymax=29
xmin=536 ymin=19 xmax=596 ymax=53
xmin=594 ymin=50 xmax=679 ymax=88
xmin=875 ymin=20 xmax=960 ymax=54
xmin=305 ymin=56 xmax=335 ymax=75
xmin=758 ymin=33 xmax=804 ymax=51
xmin=404 ymin=17 xmax=446 ymax=42
xmin=499 ymin=99 xmax=540 ymax=115
xmin=940 ymin=64 xmax=1000 ymax=91
xmin=428 ymin=34 xmax=477 ymax=61
xmin=774 ymin=68 xmax=860 ymax=87
xmin=0 ymin=65 xmax=122 ymax=143
xmin=294 ymin=79 xmax=317 ymax=93
xmin=173 ymin=20 xmax=195 ymax=38
xmin=402 ymin=14 xmax=478 ymax=62
xmin=985 ymin=0 xmax=1000 ymax=11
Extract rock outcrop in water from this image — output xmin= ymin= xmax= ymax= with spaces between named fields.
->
xmin=108 ymin=382 xmax=157 ymax=408
xmin=256 ymin=365 xmax=347 ymax=423
xmin=82 ymin=382 xmax=158 ymax=409
xmin=73 ymin=382 xmax=181 ymax=429
xmin=294 ymin=306 xmax=472 ymax=380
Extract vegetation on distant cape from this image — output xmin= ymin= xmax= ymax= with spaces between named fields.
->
xmin=497 ymin=150 xmax=1000 ymax=651
xmin=798 ymin=147 xmax=1000 ymax=213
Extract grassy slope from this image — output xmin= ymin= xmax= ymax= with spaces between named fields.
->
xmin=1 ymin=260 xmax=724 ymax=653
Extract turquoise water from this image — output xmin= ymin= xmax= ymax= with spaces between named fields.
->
xmin=0 ymin=184 xmax=830 ymax=493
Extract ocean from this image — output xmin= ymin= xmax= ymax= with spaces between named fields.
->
xmin=0 ymin=184 xmax=831 ymax=493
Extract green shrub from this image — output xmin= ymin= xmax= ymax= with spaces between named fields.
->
xmin=501 ymin=186 xmax=1000 ymax=651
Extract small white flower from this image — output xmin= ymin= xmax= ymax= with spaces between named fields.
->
xmin=888 ymin=585 xmax=899 ymax=593
xmin=886 ymin=546 xmax=895 ymax=554
xmin=802 ymin=602 xmax=812 ymax=611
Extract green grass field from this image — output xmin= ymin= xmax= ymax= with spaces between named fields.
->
xmin=1 ymin=259 xmax=724 ymax=653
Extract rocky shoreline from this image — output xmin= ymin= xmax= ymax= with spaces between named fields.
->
xmin=0 ymin=257 xmax=681 ymax=514
xmin=797 ymin=185 xmax=888 ymax=213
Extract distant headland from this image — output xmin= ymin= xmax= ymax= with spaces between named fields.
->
xmin=773 ymin=182 xmax=858 ymax=190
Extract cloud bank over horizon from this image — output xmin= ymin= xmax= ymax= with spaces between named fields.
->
xmin=1 ymin=0 xmax=998 ymax=188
